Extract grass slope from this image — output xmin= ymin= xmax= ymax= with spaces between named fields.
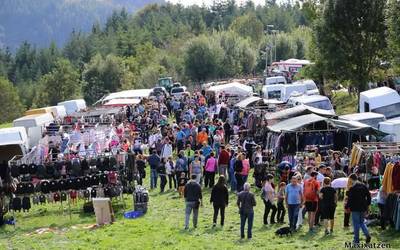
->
xmin=331 ymin=92 xmax=358 ymax=116
xmin=1 ymin=177 xmax=400 ymax=250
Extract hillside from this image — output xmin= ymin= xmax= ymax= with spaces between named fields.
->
xmin=0 ymin=0 xmax=164 ymax=50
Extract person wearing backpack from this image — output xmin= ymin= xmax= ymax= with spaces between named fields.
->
xmin=304 ymin=171 xmax=320 ymax=232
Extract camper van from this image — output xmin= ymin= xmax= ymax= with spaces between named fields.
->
xmin=265 ymin=76 xmax=287 ymax=85
xmin=339 ymin=112 xmax=385 ymax=129
xmin=288 ymin=94 xmax=335 ymax=114
xmin=379 ymin=118 xmax=400 ymax=142
xmin=359 ymin=87 xmax=400 ymax=119
xmin=57 ymin=99 xmax=87 ymax=115
xmin=13 ymin=113 xmax=54 ymax=148
xmin=0 ymin=127 xmax=29 ymax=162
xmin=293 ymin=80 xmax=319 ymax=95
xmin=262 ymin=84 xmax=307 ymax=102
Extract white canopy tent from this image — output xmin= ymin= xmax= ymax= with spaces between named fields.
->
xmin=208 ymin=82 xmax=253 ymax=97
xmin=102 ymin=89 xmax=153 ymax=102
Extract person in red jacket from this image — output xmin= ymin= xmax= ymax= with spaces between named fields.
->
xmin=218 ymin=145 xmax=230 ymax=178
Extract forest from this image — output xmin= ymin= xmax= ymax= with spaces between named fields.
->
xmin=0 ymin=0 xmax=400 ymax=124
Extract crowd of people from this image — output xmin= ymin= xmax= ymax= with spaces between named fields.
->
xmin=117 ymin=90 xmax=374 ymax=244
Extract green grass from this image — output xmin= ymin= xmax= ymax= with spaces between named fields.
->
xmin=0 ymin=122 xmax=12 ymax=129
xmin=331 ymin=92 xmax=358 ymax=115
xmin=1 ymin=177 xmax=400 ymax=250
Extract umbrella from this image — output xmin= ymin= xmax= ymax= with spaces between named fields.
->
xmin=278 ymin=161 xmax=293 ymax=170
xmin=331 ymin=177 xmax=348 ymax=189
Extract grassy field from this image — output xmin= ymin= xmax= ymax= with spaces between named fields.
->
xmin=1 ymin=176 xmax=400 ymax=250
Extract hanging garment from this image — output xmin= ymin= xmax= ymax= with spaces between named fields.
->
xmin=392 ymin=163 xmax=400 ymax=191
xmin=12 ymin=197 xmax=22 ymax=212
xmin=22 ymin=196 xmax=31 ymax=211
xmin=382 ymin=163 xmax=395 ymax=193
xmin=39 ymin=194 xmax=46 ymax=204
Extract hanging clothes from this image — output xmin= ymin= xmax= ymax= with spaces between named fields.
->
xmin=382 ymin=162 xmax=395 ymax=193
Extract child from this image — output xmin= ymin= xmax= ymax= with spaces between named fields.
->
xmin=277 ymin=182 xmax=286 ymax=223
xmin=319 ymin=177 xmax=337 ymax=235
xmin=178 ymin=172 xmax=188 ymax=197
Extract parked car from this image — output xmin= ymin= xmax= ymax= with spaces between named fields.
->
xmin=150 ymin=87 xmax=169 ymax=98
xmin=170 ymin=86 xmax=189 ymax=99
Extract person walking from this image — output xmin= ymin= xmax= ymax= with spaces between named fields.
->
xmin=204 ymin=152 xmax=217 ymax=188
xmin=319 ymin=177 xmax=337 ymax=235
xmin=303 ymin=171 xmax=320 ymax=232
xmin=345 ymin=174 xmax=372 ymax=244
xmin=210 ymin=175 xmax=229 ymax=227
xmin=277 ymin=182 xmax=286 ymax=223
xmin=184 ymin=174 xmax=203 ymax=230
xmin=237 ymin=183 xmax=256 ymax=239
xmin=158 ymin=158 xmax=167 ymax=193
xmin=218 ymin=145 xmax=230 ymax=178
xmin=262 ymin=174 xmax=277 ymax=225
xmin=285 ymin=176 xmax=304 ymax=232
xmin=166 ymin=157 xmax=176 ymax=190
xmin=229 ymin=152 xmax=238 ymax=192
xmin=234 ymin=154 xmax=244 ymax=192
xmin=190 ymin=155 xmax=202 ymax=184
xmin=147 ymin=150 xmax=161 ymax=189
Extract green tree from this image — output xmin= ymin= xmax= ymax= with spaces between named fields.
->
xmin=83 ymin=54 xmax=133 ymax=104
xmin=184 ymin=35 xmax=223 ymax=81
xmin=388 ymin=0 xmax=400 ymax=73
xmin=314 ymin=0 xmax=386 ymax=93
xmin=230 ymin=13 xmax=264 ymax=45
xmin=34 ymin=59 xmax=81 ymax=107
xmin=0 ymin=77 xmax=24 ymax=123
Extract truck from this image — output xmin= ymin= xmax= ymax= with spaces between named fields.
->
xmin=157 ymin=77 xmax=174 ymax=93
xmin=359 ymin=87 xmax=400 ymax=119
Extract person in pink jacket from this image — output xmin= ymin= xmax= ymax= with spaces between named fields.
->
xmin=205 ymin=152 xmax=217 ymax=188
xmin=241 ymin=158 xmax=250 ymax=184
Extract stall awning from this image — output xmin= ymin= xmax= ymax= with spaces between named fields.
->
xmin=268 ymin=114 xmax=328 ymax=132
xmin=267 ymin=105 xmax=336 ymax=120
xmin=235 ymin=96 xmax=262 ymax=108
xmin=104 ymin=98 xmax=141 ymax=107
xmin=70 ymin=107 xmax=121 ymax=117
xmin=328 ymin=119 xmax=387 ymax=136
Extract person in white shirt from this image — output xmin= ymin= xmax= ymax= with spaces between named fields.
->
xmin=161 ymin=139 xmax=173 ymax=159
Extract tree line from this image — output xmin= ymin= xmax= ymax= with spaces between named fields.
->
xmin=0 ymin=1 xmax=312 ymax=123
xmin=1 ymin=0 xmax=400 ymax=124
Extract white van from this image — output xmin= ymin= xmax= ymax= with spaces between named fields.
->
xmin=293 ymin=80 xmax=319 ymax=95
xmin=265 ymin=76 xmax=287 ymax=85
xmin=0 ymin=127 xmax=29 ymax=162
xmin=57 ymin=99 xmax=87 ymax=115
xmin=379 ymin=118 xmax=400 ymax=142
xmin=339 ymin=112 xmax=385 ymax=129
xmin=359 ymin=87 xmax=400 ymax=119
xmin=288 ymin=94 xmax=335 ymax=114
xmin=262 ymin=84 xmax=307 ymax=102
xmin=49 ymin=105 xmax=67 ymax=119
xmin=13 ymin=113 xmax=54 ymax=148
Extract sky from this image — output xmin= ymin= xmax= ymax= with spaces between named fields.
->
xmin=167 ymin=0 xmax=266 ymax=7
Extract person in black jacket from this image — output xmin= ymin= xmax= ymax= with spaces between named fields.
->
xmin=345 ymin=174 xmax=371 ymax=244
xmin=184 ymin=174 xmax=203 ymax=230
xmin=210 ymin=175 xmax=229 ymax=227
